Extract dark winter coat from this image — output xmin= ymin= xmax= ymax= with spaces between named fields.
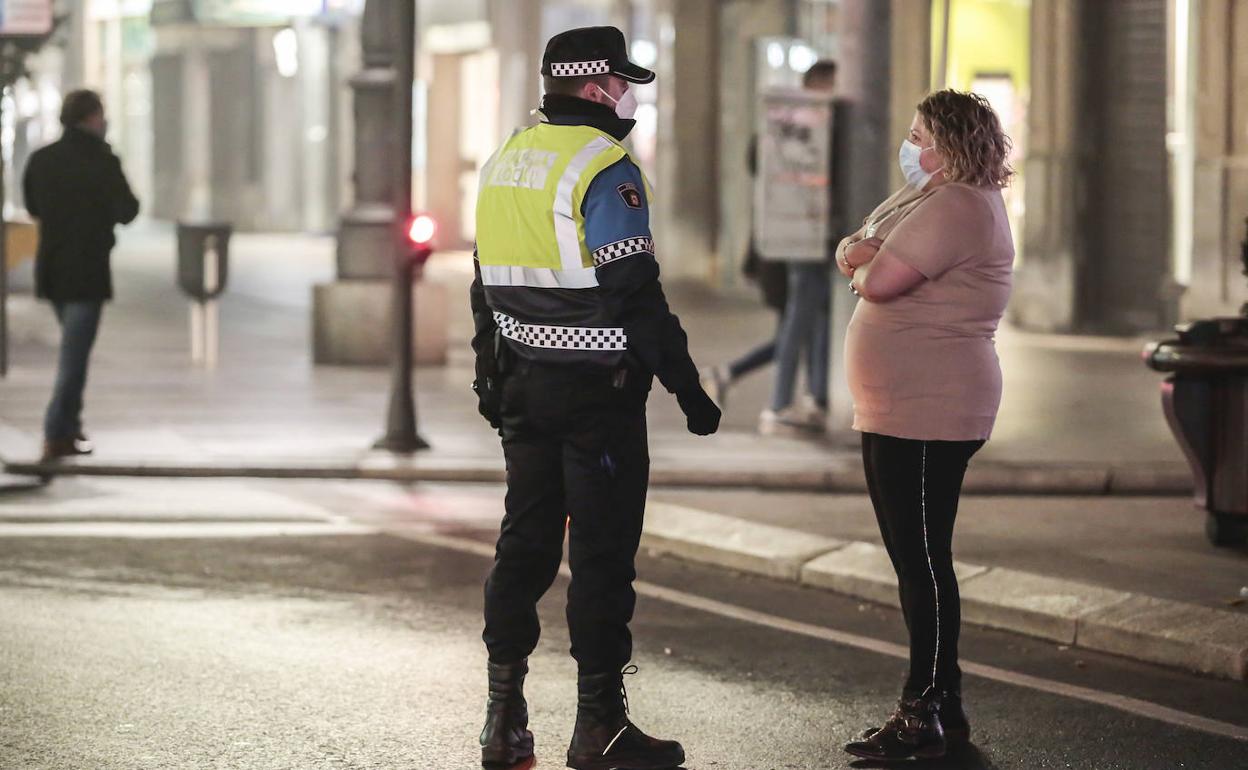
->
xmin=23 ymin=127 xmax=140 ymax=302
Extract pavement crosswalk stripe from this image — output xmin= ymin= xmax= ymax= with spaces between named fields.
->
xmin=399 ymin=529 xmax=1248 ymax=744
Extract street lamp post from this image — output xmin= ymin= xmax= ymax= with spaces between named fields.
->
xmin=374 ymin=0 xmax=429 ymax=453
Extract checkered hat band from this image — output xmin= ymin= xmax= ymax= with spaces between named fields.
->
xmin=593 ymin=237 xmax=654 ymax=267
xmin=550 ymin=60 xmax=611 ymax=77
xmin=494 ymin=312 xmax=628 ymax=351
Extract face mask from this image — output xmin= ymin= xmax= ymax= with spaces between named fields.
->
xmin=899 ymin=139 xmax=940 ymax=189
xmin=595 ymin=84 xmax=638 ymax=120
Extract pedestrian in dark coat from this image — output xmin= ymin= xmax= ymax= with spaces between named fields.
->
xmin=22 ymin=89 xmax=139 ymax=460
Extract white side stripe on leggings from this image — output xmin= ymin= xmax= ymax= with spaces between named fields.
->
xmin=919 ymin=441 xmax=941 ymax=695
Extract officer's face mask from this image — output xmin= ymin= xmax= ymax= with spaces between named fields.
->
xmin=899 ymin=139 xmax=942 ymax=189
xmin=594 ymin=83 xmax=638 ymax=121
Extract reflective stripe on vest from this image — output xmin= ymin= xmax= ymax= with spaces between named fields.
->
xmin=494 ymin=311 xmax=627 ymax=351
xmin=479 ymin=264 xmax=599 ymax=289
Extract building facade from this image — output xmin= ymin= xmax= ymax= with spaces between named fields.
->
xmin=13 ymin=0 xmax=1242 ymax=342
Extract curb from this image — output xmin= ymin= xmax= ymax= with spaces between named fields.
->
xmin=0 ymin=456 xmax=1193 ymax=497
xmin=640 ymin=503 xmax=1248 ymax=681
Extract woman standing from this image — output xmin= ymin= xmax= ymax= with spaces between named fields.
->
xmin=837 ymin=90 xmax=1014 ymax=761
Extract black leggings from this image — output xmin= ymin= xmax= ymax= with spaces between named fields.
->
xmin=861 ymin=432 xmax=983 ymax=697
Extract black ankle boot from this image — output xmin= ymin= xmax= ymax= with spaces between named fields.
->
xmin=479 ymin=660 xmax=534 ymax=768
xmin=844 ymin=692 xmax=946 ymax=761
xmin=939 ymin=690 xmax=970 ymax=746
xmin=566 ymin=667 xmax=685 ymax=770
xmin=859 ymin=689 xmax=969 ymax=746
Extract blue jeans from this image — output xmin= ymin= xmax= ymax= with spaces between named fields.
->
xmin=726 ymin=317 xmax=780 ymax=381
xmin=44 ymin=301 xmax=103 ymax=441
xmin=770 ymin=262 xmax=830 ymax=411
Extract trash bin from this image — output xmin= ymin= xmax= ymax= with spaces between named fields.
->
xmin=176 ymin=220 xmax=231 ymax=301
xmin=1145 ymin=317 xmax=1248 ymax=546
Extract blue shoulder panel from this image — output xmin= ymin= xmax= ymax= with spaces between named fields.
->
xmin=582 ymin=158 xmax=654 ymax=266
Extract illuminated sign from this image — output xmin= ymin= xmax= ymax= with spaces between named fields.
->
xmin=0 ymin=0 xmax=53 ymax=36
xmin=151 ymin=0 xmax=336 ymax=26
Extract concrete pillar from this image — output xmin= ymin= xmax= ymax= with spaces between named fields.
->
xmin=888 ymin=0 xmax=931 ymax=191
xmin=313 ymin=0 xmax=447 ymax=366
xmin=716 ymin=0 xmax=789 ymax=290
xmin=425 ymin=53 xmax=463 ymax=249
xmin=654 ymin=0 xmax=719 ymax=281
xmin=335 ymin=0 xmax=397 ymax=281
xmin=825 ymin=0 xmax=893 ymax=438
xmin=182 ymin=37 xmax=214 ymax=221
xmin=491 ymin=0 xmax=543 ymax=141
xmin=1184 ymin=0 xmax=1248 ymax=318
xmin=1010 ymin=0 xmax=1083 ymax=332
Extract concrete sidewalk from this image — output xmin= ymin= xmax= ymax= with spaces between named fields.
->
xmin=637 ymin=499 xmax=1248 ymax=681
xmin=0 ymin=225 xmax=1189 ymax=493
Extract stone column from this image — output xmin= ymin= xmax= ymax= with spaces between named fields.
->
xmin=1184 ymin=0 xmax=1248 ymax=318
xmin=888 ymin=0 xmax=930 ymax=190
xmin=313 ymin=0 xmax=448 ymax=365
xmin=491 ymin=0 xmax=543 ymax=141
xmin=654 ymin=0 xmax=720 ymax=281
xmin=1010 ymin=0 xmax=1083 ymax=332
xmin=717 ymin=0 xmax=790 ymax=291
xmin=825 ymin=0 xmax=893 ymax=438
xmin=334 ymin=0 xmax=395 ymax=282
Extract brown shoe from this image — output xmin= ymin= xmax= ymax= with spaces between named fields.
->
xmin=41 ymin=438 xmax=93 ymax=462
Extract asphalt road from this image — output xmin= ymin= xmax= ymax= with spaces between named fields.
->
xmin=1 ymin=522 xmax=1246 ymax=769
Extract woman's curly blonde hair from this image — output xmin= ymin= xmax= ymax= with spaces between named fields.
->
xmin=918 ymin=90 xmax=1014 ymax=188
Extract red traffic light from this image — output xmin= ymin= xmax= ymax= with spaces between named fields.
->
xmin=408 ymin=214 xmax=436 ymax=247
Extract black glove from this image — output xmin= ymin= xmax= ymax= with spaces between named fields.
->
xmin=677 ymin=386 xmax=721 ymax=436
xmin=473 ymin=377 xmax=503 ymax=430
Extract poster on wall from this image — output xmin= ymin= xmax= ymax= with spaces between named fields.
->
xmin=754 ymin=88 xmax=833 ymax=262
xmin=0 ymin=0 xmax=53 ymax=36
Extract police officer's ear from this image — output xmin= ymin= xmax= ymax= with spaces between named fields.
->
xmin=580 ymin=76 xmax=621 ymax=107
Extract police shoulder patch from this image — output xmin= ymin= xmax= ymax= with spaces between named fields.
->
xmin=617 ymin=182 xmax=643 ymax=210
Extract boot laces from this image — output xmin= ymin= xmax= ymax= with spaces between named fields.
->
xmin=619 ymin=664 xmax=638 ymax=714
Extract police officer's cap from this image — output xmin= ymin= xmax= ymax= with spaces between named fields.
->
xmin=541 ymin=26 xmax=655 ymax=85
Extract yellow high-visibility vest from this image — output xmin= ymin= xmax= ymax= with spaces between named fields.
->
xmin=475 ymin=122 xmax=649 ymax=287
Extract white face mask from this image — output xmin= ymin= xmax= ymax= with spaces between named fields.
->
xmin=595 ymin=84 xmax=638 ymax=120
xmin=899 ymin=139 xmax=940 ymax=189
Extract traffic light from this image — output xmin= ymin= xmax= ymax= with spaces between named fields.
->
xmin=407 ymin=213 xmax=436 ymax=264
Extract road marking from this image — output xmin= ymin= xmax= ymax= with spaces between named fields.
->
xmin=0 ymin=521 xmax=377 ymax=539
xmin=402 ymin=530 xmax=1248 ymax=744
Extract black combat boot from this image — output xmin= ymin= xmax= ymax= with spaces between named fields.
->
xmin=479 ymin=660 xmax=534 ymax=768
xmin=859 ymin=689 xmax=969 ymax=747
xmin=566 ymin=667 xmax=685 ymax=770
xmin=844 ymin=692 xmax=946 ymax=761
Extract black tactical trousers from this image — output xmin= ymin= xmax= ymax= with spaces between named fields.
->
xmin=483 ymin=360 xmax=651 ymax=675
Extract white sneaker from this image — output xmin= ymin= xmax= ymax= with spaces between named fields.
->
xmin=700 ymin=365 xmax=730 ymax=409
xmin=758 ymin=407 xmax=810 ymax=437
xmin=797 ymin=395 xmax=828 ymax=432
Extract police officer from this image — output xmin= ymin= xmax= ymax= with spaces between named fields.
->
xmin=471 ymin=25 xmax=721 ymax=770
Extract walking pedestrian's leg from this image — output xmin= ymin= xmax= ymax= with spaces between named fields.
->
xmin=727 ymin=336 xmax=777 ymax=381
xmin=43 ymin=301 xmax=103 ymax=441
xmin=769 ymin=264 xmax=818 ymax=412
xmin=806 ymin=264 xmax=831 ymax=409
